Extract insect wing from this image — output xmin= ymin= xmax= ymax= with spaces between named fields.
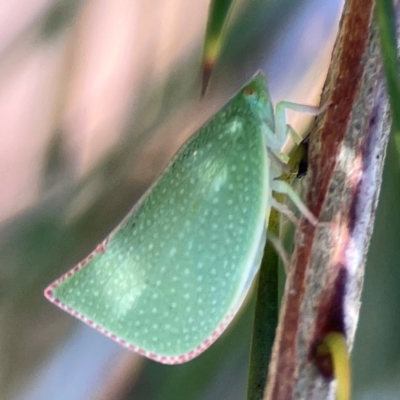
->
xmin=45 ymin=74 xmax=270 ymax=364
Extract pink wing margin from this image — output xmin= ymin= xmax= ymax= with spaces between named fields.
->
xmin=44 ymin=238 xmax=236 ymax=365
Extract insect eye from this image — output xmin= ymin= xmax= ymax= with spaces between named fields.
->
xmin=243 ymin=86 xmax=256 ymax=96
xmin=243 ymin=85 xmax=260 ymax=103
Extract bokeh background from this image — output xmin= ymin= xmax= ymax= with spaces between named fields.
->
xmin=0 ymin=0 xmax=399 ymax=399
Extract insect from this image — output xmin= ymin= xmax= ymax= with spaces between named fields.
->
xmin=45 ymin=72 xmax=320 ymax=364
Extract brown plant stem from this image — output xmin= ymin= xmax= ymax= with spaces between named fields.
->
xmin=264 ymin=0 xmax=393 ymax=398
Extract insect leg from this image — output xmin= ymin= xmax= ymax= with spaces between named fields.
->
xmin=275 ymin=100 xmax=327 ymax=156
xmin=271 ymin=179 xmax=318 ymax=226
xmin=266 ymin=233 xmax=291 ymax=274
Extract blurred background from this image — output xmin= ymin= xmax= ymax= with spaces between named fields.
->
xmin=0 ymin=0 xmax=399 ymax=399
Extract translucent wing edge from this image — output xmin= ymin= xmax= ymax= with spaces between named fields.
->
xmin=45 ymin=251 xmax=235 ymax=364
xmin=44 ymin=198 xmax=267 ymax=365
